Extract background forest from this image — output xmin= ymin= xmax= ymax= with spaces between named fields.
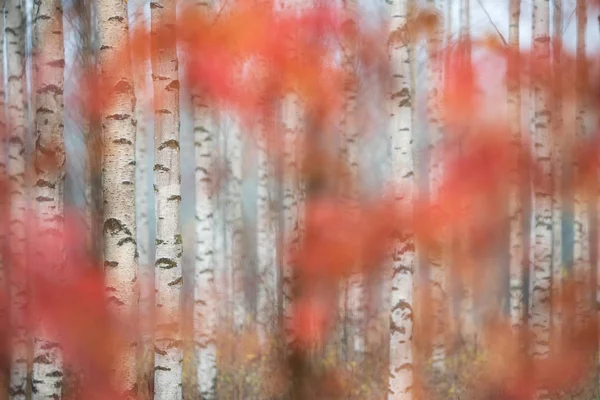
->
xmin=0 ymin=0 xmax=599 ymax=399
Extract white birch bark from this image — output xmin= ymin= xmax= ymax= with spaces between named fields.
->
xmin=0 ymin=7 xmax=8 ymax=394
xmin=192 ymin=88 xmax=217 ymax=399
xmin=224 ymin=115 xmax=245 ymax=333
xmin=256 ymin=116 xmax=278 ymax=345
xmin=31 ymin=0 xmax=65 ymax=397
xmin=529 ymin=0 xmax=552 ymax=380
xmin=6 ymin=0 xmax=29 ymax=397
xmin=281 ymin=92 xmax=301 ymax=346
xmin=387 ymin=0 xmax=414 ymax=397
xmin=150 ymin=1 xmax=183 ymax=398
xmin=508 ymin=0 xmax=525 ymax=331
xmin=339 ymin=0 xmax=365 ymax=361
xmin=191 ymin=0 xmax=217 ymax=387
xmin=97 ymin=0 xmax=138 ymax=395
xmin=279 ymin=0 xmax=306 ymax=349
xmin=129 ymin=0 xmax=152 ymax=393
xmin=573 ymin=0 xmax=590 ymax=329
xmin=550 ymin=0 xmax=563 ymax=348
xmin=427 ymin=0 xmax=447 ymax=371
xmin=456 ymin=0 xmax=476 ymax=346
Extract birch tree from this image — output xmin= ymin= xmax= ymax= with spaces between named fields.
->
xmin=340 ymin=0 xmax=365 ymax=361
xmin=192 ymin=89 xmax=217 ymax=400
xmin=278 ymin=0 xmax=306 ymax=349
xmin=426 ymin=0 xmax=447 ymax=371
xmin=192 ymin=2 xmax=217 ymax=396
xmin=97 ymin=0 xmax=138 ymax=395
xmin=508 ymin=0 xmax=524 ymax=331
xmin=0 ymin=5 xmax=8 ymax=395
xmin=31 ymin=0 xmax=65 ymax=397
xmin=6 ymin=0 xmax=30 ymax=396
xmin=224 ymin=116 xmax=245 ymax=332
xmin=529 ymin=0 xmax=552 ymax=381
xmin=387 ymin=0 xmax=415 ymax=397
xmin=151 ymin=0 xmax=183 ymax=397
xmin=457 ymin=0 xmax=476 ymax=345
xmin=550 ymin=0 xmax=563 ymax=346
xmin=573 ymin=0 xmax=590 ymax=329
xmin=255 ymin=4 xmax=278 ymax=346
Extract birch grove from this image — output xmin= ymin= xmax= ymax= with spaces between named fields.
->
xmin=0 ymin=0 xmax=598 ymax=399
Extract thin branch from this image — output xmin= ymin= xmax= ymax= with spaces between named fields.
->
xmin=476 ymin=0 xmax=508 ymax=47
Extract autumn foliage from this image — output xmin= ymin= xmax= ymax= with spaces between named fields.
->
xmin=2 ymin=1 xmax=600 ymax=399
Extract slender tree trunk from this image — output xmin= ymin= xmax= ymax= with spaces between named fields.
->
xmin=73 ymin=0 xmax=103 ymax=264
xmin=508 ymin=0 xmax=525 ymax=333
xmin=97 ymin=0 xmax=138 ymax=396
xmin=256 ymin=113 xmax=278 ymax=345
xmin=192 ymin=0 xmax=217 ymax=390
xmin=151 ymin=1 xmax=183 ymax=398
xmin=6 ymin=0 xmax=30 ymax=397
xmin=31 ymin=0 xmax=65 ymax=397
xmin=192 ymin=82 xmax=217 ymax=400
xmin=0 ymin=5 xmax=9 ymax=397
xmin=550 ymin=0 xmax=563 ymax=350
xmin=255 ymin=19 xmax=278 ymax=346
xmin=129 ymin=0 xmax=152 ymax=395
xmin=224 ymin=116 xmax=245 ymax=333
xmin=387 ymin=0 xmax=415 ymax=397
xmin=427 ymin=0 xmax=447 ymax=371
xmin=339 ymin=0 xmax=365 ymax=362
xmin=573 ymin=0 xmax=590 ymax=331
xmin=279 ymin=0 xmax=307 ymax=350
xmin=529 ymin=1 xmax=552 ymax=397
xmin=455 ymin=0 xmax=477 ymax=347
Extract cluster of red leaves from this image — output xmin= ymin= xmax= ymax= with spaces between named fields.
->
xmin=0 ymin=209 xmax=135 ymax=399
xmin=77 ymin=0 xmax=390 ymax=151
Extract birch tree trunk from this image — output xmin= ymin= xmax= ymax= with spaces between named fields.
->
xmin=151 ymin=1 xmax=183 ymax=398
xmin=6 ymin=0 xmax=30 ymax=397
xmin=0 ymin=6 xmax=9 ymax=396
xmin=72 ymin=0 xmax=103 ymax=263
xmin=456 ymin=0 xmax=476 ymax=346
xmin=550 ymin=0 xmax=563 ymax=349
xmin=31 ymin=0 xmax=65 ymax=397
xmin=256 ymin=115 xmax=278 ymax=345
xmin=387 ymin=0 xmax=415 ymax=397
xmin=508 ymin=0 xmax=525 ymax=332
xmin=191 ymin=0 xmax=217 ymax=389
xmin=129 ymin=0 xmax=152 ymax=394
xmin=339 ymin=0 xmax=365 ymax=361
xmin=573 ymin=0 xmax=590 ymax=330
xmin=427 ymin=0 xmax=447 ymax=371
xmin=97 ymin=0 xmax=138 ymax=395
xmin=192 ymin=89 xmax=217 ymax=400
xmin=529 ymin=0 xmax=552 ymax=389
xmin=279 ymin=0 xmax=306 ymax=350
xmin=224 ymin=116 xmax=245 ymax=333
